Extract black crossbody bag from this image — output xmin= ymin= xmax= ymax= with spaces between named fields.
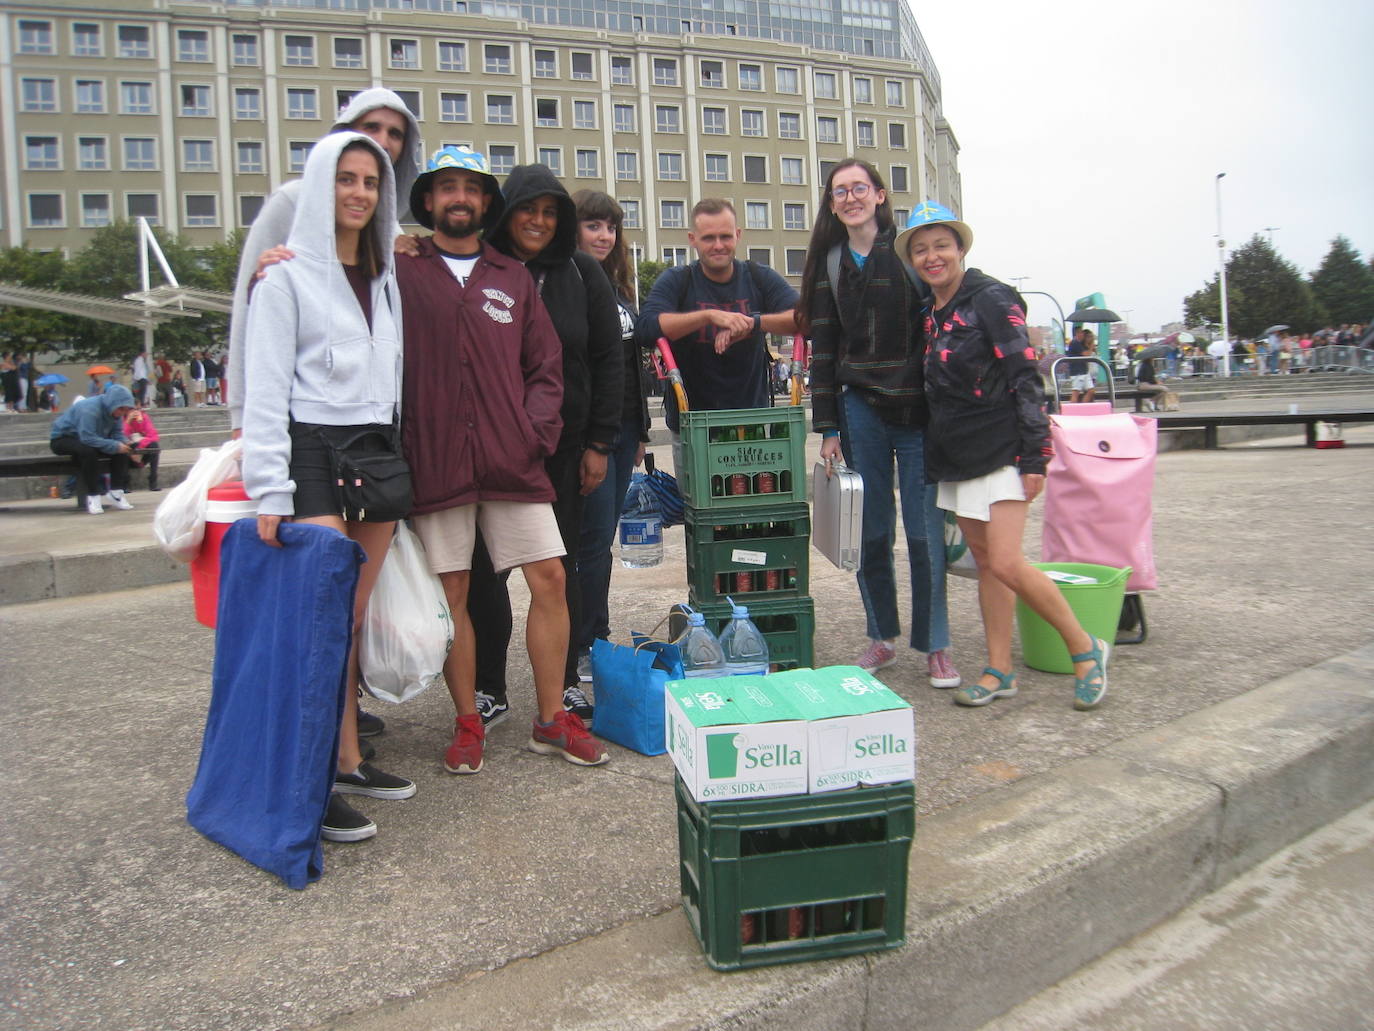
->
xmin=316 ymin=419 xmax=412 ymax=523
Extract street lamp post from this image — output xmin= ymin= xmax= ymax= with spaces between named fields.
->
xmin=1215 ymin=173 xmax=1231 ymax=376
xmin=1019 ymin=289 xmax=1067 ymax=350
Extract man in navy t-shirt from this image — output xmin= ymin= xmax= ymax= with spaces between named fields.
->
xmin=636 ymin=199 xmax=798 ymax=443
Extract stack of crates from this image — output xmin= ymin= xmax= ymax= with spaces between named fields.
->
xmin=677 ymin=406 xmax=815 ymax=670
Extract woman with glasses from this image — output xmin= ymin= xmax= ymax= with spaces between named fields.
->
xmin=795 ymin=159 xmax=959 ymax=689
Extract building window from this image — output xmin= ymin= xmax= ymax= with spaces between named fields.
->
xmin=389 ymin=39 xmax=419 ymax=69
xmin=235 ymin=88 xmax=262 ymax=120
xmin=286 ymin=88 xmax=318 ymax=120
xmin=575 ymin=149 xmax=599 ymax=178
xmin=440 ymin=92 xmax=469 ymax=122
xmin=537 ymin=148 xmax=563 ymax=176
xmin=573 ymin=100 xmax=597 ymax=129
xmin=533 ymin=48 xmax=557 ymax=77
xmin=820 ymin=160 xmax=837 ymax=183
xmin=19 ymin=20 xmax=55 ymax=55
xmin=854 ymin=77 xmax=873 ymax=104
xmin=653 ymin=57 xmax=679 ymax=87
xmin=288 ymin=141 xmax=312 ymax=174
xmin=76 ymin=80 xmax=106 ymax=114
xmin=741 ymin=110 xmax=764 ymax=137
xmin=488 ymin=145 xmax=516 ymax=175
xmin=127 ymin=194 xmax=160 ymax=225
xmin=81 ymin=194 xmax=112 ymax=228
xmin=700 ymin=60 xmax=724 ymax=88
xmin=892 ymin=208 xmax=909 ymax=226
xmin=776 ymin=66 xmax=799 ymax=94
xmin=78 ymin=137 xmax=108 ymax=171
xmin=704 ymin=153 xmax=729 ymax=182
xmin=182 ymin=139 xmax=214 ymax=171
xmin=484 ymin=44 xmax=512 ymax=74
xmin=660 ymin=201 xmax=685 ymax=229
xmin=27 ymin=194 xmax=63 ymax=228
xmin=745 ymin=202 xmax=769 ymax=230
xmin=886 ymin=80 xmax=905 ymax=107
xmin=326 ymin=37 xmax=361 ymax=68
xmin=120 ymin=82 xmax=154 ymax=115
xmin=486 ymin=94 xmax=514 ymax=124
xmin=888 ymin=122 xmax=907 ymax=149
xmin=283 ymin=35 xmax=315 ymax=66
xmin=783 ymin=203 xmax=806 ymax=230
xmin=655 ymin=105 xmax=681 ymax=134
xmin=785 ymin=248 xmax=806 ymax=276
xmin=123 ymin=138 xmax=157 ymax=171
xmin=181 ymin=84 xmax=212 ymax=117
xmin=610 ymin=55 xmax=633 ymax=85
xmin=814 ymin=71 xmax=837 ymax=99
xmin=240 ymin=195 xmax=265 ymax=225
xmin=21 ymin=79 xmax=58 ymax=114
xmin=658 ymin=153 xmax=684 ymax=181
xmin=613 ymin=104 xmax=636 ymax=133
xmin=889 ymin=165 xmax=909 ymax=192
xmin=744 ymin=156 xmax=767 ymax=184
xmin=747 ymin=247 xmax=771 ymax=266
xmin=72 ymin=23 xmax=102 ymax=57
xmin=24 ymin=137 xmax=60 ymax=171
xmin=615 ymin=152 xmax=638 ymax=181
xmin=186 ymin=195 xmax=218 ymax=227
xmin=739 ymin=63 xmax=762 ymax=91
xmin=620 ymin=199 xmax=641 ymax=229
xmin=778 ymin=112 xmax=801 ymax=140
xmin=780 ymin=157 xmax=804 ymax=185
xmin=117 ymin=25 xmax=151 ymax=59
xmin=335 ymin=88 xmax=360 ymax=113
xmin=393 ymin=91 xmax=421 ymax=120
xmin=536 ymin=98 xmax=560 ymax=127
xmin=232 ymin=33 xmax=259 ymax=66
xmin=856 ymin=121 xmax=876 ymax=148
xmin=236 ymin=141 xmax=264 ymax=174
xmin=177 ymin=29 xmax=209 ymax=62
xmin=438 ymin=41 xmax=466 ymax=71
xmin=571 ymin=51 xmax=594 ymax=80
xmin=817 ymin=116 xmax=839 ymax=144
xmin=702 ymin=107 xmax=727 ymax=135
xmin=662 ymin=246 xmax=688 ymax=266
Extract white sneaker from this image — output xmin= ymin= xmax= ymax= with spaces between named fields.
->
xmin=102 ymin=489 xmax=134 ymax=510
xmin=85 ymin=496 xmax=104 ymax=515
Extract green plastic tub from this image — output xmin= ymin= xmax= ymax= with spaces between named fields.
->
xmin=1016 ymin=562 xmax=1131 ymax=674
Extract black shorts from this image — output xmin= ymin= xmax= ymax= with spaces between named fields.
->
xmin=288 ymin=422 xmax=400 ymax=522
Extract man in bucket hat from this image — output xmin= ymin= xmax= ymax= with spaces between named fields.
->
xmin=396 ymin=147 xmax=612 ymax=775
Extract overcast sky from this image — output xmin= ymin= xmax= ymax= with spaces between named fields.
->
xmin=913 ymin=0 xmax=1374 ymax=336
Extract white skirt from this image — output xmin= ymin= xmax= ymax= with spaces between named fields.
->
xmin=937 ymin=465 xmax=1025 ymax=522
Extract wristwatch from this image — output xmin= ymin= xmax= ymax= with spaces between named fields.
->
xmin=586 ymin=441 xmax=613 ymax=456
xmin=751 ymin=312 xmax=762 ymax=334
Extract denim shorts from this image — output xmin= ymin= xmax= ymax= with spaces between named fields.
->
xmin=288 ymin=421 xmax=398 ymax=522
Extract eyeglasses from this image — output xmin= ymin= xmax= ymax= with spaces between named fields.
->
xmin=830 ymin=183 xmax=872 ymax=201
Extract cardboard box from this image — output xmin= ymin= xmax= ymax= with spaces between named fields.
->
xmin=766 ymin=666 xmax=916 ymax=793
xmin=665 ymin=678 xmax=809 ymax=802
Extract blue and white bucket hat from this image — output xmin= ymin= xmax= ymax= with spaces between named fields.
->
xmin=894 ymin=200 xmax=973 ymax=265
xmin=410 ymin=145 xmax=504 ymax=230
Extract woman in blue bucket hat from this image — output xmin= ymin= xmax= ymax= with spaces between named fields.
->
xmin=896 ymin=202 xmax=1110 ymax=710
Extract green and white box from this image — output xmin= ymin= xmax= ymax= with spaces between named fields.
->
xmin=769 ymin=666 xmax=915 ymax=793
xmin=665 ymin=678 xmax=809 ymax=803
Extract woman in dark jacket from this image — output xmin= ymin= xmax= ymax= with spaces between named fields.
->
xmin=897 ymin=202 xmax=1109 ymax=711
xmin=468 ymin=165 xmax=624 ymax=727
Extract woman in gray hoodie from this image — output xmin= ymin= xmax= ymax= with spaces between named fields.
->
xmin=241 ymin=132 xmax=415 ymax=843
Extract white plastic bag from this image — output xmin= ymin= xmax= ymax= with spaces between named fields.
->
xmin=360 ymin=523 xmax=454 ymax=704
xmin=153 ymin=438 xmax=243 ymax=562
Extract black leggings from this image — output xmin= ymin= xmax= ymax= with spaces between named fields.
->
xmin=50 ymin=436 xmax=129 ymax=497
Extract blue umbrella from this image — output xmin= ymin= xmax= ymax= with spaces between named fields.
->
xmin=36 ymin=373 xmax=68 ymax=386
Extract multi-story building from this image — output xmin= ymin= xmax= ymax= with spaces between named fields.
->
xmin=1 ymin=0 xmax=960 ymax=283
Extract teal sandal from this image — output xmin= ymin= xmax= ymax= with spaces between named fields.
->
xmin=1071 ymin=637 xmax=1110 ymax=710
xmin=953 ymin=667 xmax=1018 ymax=707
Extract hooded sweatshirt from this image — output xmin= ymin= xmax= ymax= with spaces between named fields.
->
xmin=240 ymin=133 xmax=402 ymax=518
xmin=227 ymin=88 xmax=422 ymax=430
xmin=50 ymin=384 xmax=135 ymax=451
xmin=485 ymin=164 xmax=622 ymax=453
xmin=921 ymin=268 xmax=1050 ymax=483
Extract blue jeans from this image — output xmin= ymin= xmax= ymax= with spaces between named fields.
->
xmin=838 ymin=389 xmax=950 ymax=652
xmin=576 ymin=415 xmax=642 ymax=650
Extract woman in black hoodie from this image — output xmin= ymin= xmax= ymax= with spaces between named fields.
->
xmin=468 ymin=164 xmax=623 ymax=728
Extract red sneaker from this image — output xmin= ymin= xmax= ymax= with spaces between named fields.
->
xmin=528 ymin=711 xmax=609 ymax=767
xmin=443 ymin=713 xmax=485 ymax=774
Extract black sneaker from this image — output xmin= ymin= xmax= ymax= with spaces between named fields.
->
xmin=476 ymin=691 xmax=510 ymax=728
xmin=562 ymin=684 xmax=594 ymax=725
xmin=334 ymin=761 xmax=416 ymax=800
xmin=357 ymin=709 xmax=386 ymax=737
xmin=322 ymin=794 xmax=376 ymax=843
xmin=359 ymin=738 xmax=376 ymax=763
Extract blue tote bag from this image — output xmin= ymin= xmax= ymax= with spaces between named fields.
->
xmin=590 ymin=635 xmax=683 ymax=756
xmin=186 ymin=521 xmax=365 ymax=889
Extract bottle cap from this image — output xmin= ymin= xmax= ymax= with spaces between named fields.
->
xmin=725 ymin=596 xmax=749 ymax=618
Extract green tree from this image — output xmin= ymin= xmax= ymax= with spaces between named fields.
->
xmin=1309 ymin=236 xmax=1374 ymax=326
xmin=0 ymin=246 xmax=80 ymax=355
xmin=637 ymin=259 xmax=669 ymax=309
xmin=1182 ymin=235 xmax=1319 ymax=338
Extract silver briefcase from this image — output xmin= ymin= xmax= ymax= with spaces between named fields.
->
xmin=811 ymin=460 xmax=863 ymax=571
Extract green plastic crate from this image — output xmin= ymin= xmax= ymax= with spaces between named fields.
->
xmin=676 ymin=774 xmax=914 ymax=971
xmin=678 ymin=406 xmax=808 ymax=511
xmin=695 ymin=595 xmax=815 ymax=671
xmin=685 ymin=502 xmax=810 ymax=606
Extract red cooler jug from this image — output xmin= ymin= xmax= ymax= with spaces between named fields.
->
xmin=191 ymin=480 xmax=256 ymax=628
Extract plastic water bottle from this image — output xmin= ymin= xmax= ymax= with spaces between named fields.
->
xmin=674 ymin=608 xmax=726 ymax=678
xmin=718 ymin=597 xmax=770 ymax=676
xmin=618 ymin=472 xmax=663 ymax=568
